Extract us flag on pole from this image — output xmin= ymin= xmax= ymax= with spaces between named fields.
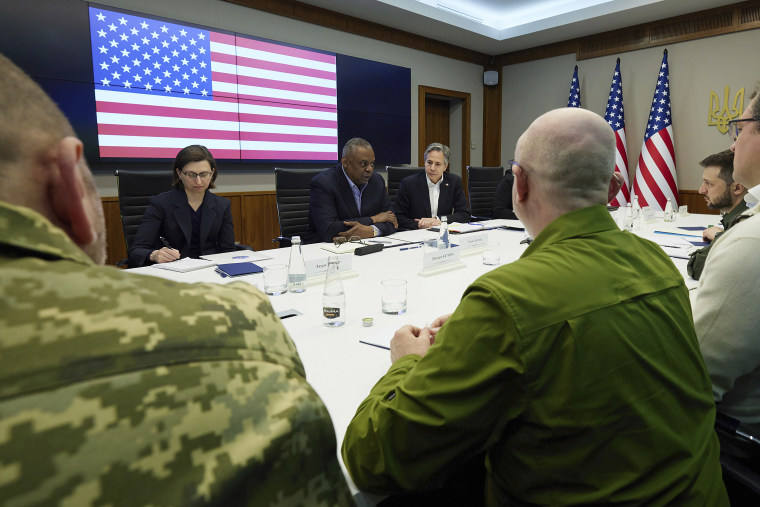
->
xmin=88 ymin=7 xmax=338 ymax=160
xmin=633 ymin=50 xmax=678 ymax=211
xmin=567 ymin=65 xmax=581 ymax=107
xmin=604 ymin=58 xmax=631 ymax=206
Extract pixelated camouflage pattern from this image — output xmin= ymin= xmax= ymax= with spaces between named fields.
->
xmin=0 ymin=201 xmax=354 ymax=506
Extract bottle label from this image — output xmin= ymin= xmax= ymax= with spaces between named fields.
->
xmin=323 ymin=307 xmax=341 ymax=319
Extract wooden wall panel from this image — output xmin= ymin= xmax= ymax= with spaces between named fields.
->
xmin=679 ymin=190 xmax=719 ymax=216
xmin=482 ymin=70 xmax=502 ymax=167
xmin=103 ymin=197 xmax=127 ymax=266
xmin=242 ymin=192 xmax=281 ymax=251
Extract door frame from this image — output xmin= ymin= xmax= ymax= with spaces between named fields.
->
xmin=418 ymin=86 xmax=471 ymax=193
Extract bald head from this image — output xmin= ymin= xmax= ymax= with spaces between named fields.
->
xmin=517 ymin=108 xmax=615 ymax=211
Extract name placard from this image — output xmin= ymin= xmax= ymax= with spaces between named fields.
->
xmin=306 ymin=255 xmax=353 ymax=277
xmin=641 ymin=206 xmax=657 ymax=224
xmin=423 ymin=245 xmax=461 ymax=270
xmin=457 ymin=232 xmax=488 ymax=250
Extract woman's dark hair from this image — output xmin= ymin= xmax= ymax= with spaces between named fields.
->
xmin=171 ymin=145 xmax=218 ymax=189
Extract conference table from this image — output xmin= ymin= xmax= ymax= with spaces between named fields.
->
xmin=128 ymin=209 xmax=715 ymax=503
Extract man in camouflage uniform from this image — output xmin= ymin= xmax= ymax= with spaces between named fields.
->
xmin=0 ymin=52 xmax=353 ymax=506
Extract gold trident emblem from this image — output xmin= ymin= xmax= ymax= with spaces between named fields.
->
xmin=709 ymin=86 xmax=744 ymax=134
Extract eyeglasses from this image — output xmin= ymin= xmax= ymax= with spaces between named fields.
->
xmin=728 ymin=118 xmax=760 ymax=142
xmin=182 ymin=170 xmax=213 ymax=180
xmin=508 ymin=159 xmax=526 ymax=173
xmin=332 ymin=235 xmax=364 ymax=247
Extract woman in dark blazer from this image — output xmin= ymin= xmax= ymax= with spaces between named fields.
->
xmin=128 ymin=145 xmax=235 ymax=267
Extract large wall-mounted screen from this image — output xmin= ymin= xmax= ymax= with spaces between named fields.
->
xmin=0 ymin=0 xmax=412 ymax=168
xmin=88 ymin=7 xmax=338 ymax=161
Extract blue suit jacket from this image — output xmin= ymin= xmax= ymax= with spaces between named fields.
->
xmin=128 ymin=188 xmax=235 ymax=267
xmin=303 ymin=164 xmax=395 ymax=244
xmin=392 ymin=171 xmax=471 ymax=231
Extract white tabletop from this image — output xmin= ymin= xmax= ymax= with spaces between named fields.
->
xmin=127 ymin=212 xmax=715 ymax=498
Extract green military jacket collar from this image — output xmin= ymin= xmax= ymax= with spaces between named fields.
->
xmin=0 ymin=200 xmax=93 ymax=266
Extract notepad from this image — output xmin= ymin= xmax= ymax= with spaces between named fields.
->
xmin=216 ymin=262 xmax=263 ymax=277
xmin=153 ymin=257 xmax=216 ymax=272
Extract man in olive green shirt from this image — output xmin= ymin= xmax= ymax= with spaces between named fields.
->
xmin=0 ymin=53 xmax=353 ymax=506
xmin=342 ymin=108 xmax=727 ymax=505
xmin=687 ymin=149 xmax=747 ymax=279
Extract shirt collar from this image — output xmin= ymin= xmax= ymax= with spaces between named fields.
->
xmin=744 ymin=183 xmax=760 ymax=206
xmin=342 ymin=167 xmax=365 ymax=193
xmin=427 ymin=174 xmax=443 ymax=189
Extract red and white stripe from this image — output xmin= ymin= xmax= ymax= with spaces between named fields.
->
xmin=610 ymin=128 xmax=631 ymax=206
xmin=633 ymin=125 xmax=678 ymax=211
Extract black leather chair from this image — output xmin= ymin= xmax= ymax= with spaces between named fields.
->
xmin=273 ymin=167 xmax=329 ymax=247
xmin=714 ymin=411 xmax=760 ymax=504
xmin=114 ymin=169 xmax=174 ymax=265
xmin=466 ymin=166 xmax=504 ymax=220
xmin=386 ymin=166 xmax=423 ymax=205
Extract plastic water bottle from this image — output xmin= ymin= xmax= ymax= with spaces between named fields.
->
xmin=322 ymin=255 xmax=345 ymax=327
xmin=287 ymin=235 xmax=306 ymax=293
xmin=624 ymin=204 xmax=634 ymax=231
xmin=632 ymin=195 xmax=641 ymax=220
xmin=663 ymin=198 xmax=675 ymax=222
xmin=437 ymin=216 xmax=450 ymax=249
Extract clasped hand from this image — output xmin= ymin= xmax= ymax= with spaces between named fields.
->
xmin=416 ymin=217 xmax=441 ymax=229
xmin=390 ymin=313 xmax=451 ymax=363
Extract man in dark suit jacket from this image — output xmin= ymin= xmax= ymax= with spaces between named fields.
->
xmin=129 ymin=188 xmax=235 ymax=266
xmin=304 ymin=138 xmax=397 ymax=244
xmin=492 ymin=169 xmax=517 ymax=219
xmin=393 ymin=143 xmax=470 ymax=230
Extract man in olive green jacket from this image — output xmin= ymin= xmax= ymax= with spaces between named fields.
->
xmin=687 ymin=149 xmax=747 ymax=279
xmin=342 ymin=108 xmax=727 ymax=505
xmin=0 ymin=52 xmax=353 ymax=506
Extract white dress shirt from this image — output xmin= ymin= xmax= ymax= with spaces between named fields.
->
xmin=427 ymin=175 xmax=442 ymax=218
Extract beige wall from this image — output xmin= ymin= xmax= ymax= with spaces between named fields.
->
xmin=91 ymin=0 xmax=485 ymax=197
xmin=502 ymin=28 xmax=760 ymax=191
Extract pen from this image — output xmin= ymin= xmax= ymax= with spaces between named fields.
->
xmin=159 ymin=236 xmax=174 ymax=249
xmin=653 ymin=230 xmax=700 ymax=238
xmin=368 ymin=239 xmax=391 ymax=244
xmin=400 ymin=245 xmax=422 ymax=251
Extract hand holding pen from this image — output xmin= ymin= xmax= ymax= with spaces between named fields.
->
xmin=151 ymin=236 xmax=181 ymax=263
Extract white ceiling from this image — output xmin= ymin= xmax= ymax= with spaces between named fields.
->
xmin=295 ymin=0 xmax=740 ymax=55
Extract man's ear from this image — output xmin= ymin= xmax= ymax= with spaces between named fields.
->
xmin=608 ymin=172 xmax=624 ymax=204
xmin=49 ymin=137 xmax=95 ymax=247
xmin=513 ymin=164 xmax=529 ymax=203
xmin=732 ymin=181 xmax=746 ymax=196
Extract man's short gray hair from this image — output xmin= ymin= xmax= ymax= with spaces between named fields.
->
xmin=424 ymin=143 xmax=450 ymax=166
xmin=342 ymin=138 xmax=373 ymax=159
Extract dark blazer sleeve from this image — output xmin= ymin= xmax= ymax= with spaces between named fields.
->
xmin=128 ymin=196 xmax=166 ymax=267
xmin=308 ymin=171 xmax=350 ymax=243
xmin=393 ymin=177 xmax=421 ymax=231
xmin=366 ymin=175 xmax=395 ymax=237
xmin=440 ymin=174 xmax=471 ymax=224
xmin=492 ymin=171 xmax=517 ymax=220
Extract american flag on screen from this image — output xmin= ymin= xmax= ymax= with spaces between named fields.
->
xmin=604 ymin=58 xmax=631 ymax=206
xmin=567 ymin=65 xmax=581 ymax=107
xmin=88 ymin=7 xmax=338 ymax=160
xmin=633 ymin=50 xmax=678 ymax=211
